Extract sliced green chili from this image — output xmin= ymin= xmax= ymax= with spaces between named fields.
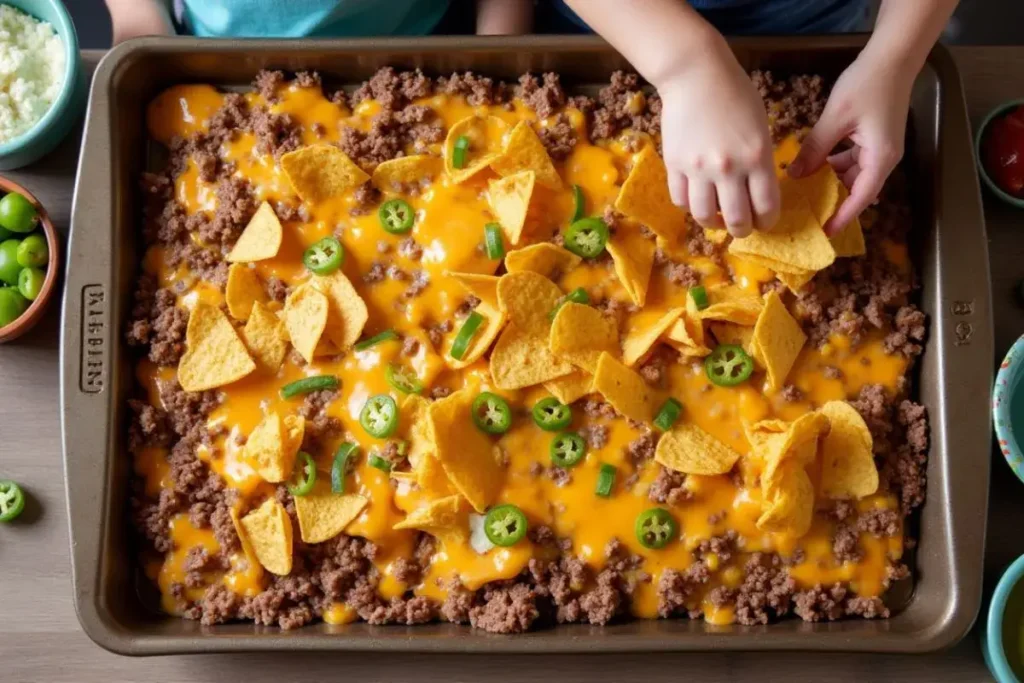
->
xmin=452 ymin=135 xmax=471 ymax=169
xmin=549 ymin=287 xmax=590 ymax=320
xmin=705 ymin=344 xmax=754 ymax=387
xmin=378 ymin=199 xmax=415 ymax=234
xmin=450 ymin=310 xmax=484 ymax=360
xmin=483 ymin=504 xmax=528 ymax=547
xmin=653 ymin=398 xmax=683 ymax=431
xmin=689 ymin=285 xmax=709 ymax=311
xmin=472 ymin=392 xmax=512 ymax=435
xmin=287 ymin=452 xmax=317 ymax=497
xmin=331 ymin=443 xmax=358 ymax=493
xmin=635 ymin=508 xmax=677 ymax=550
xmin=368 ymin=452 xmax=392 ymax=473
xmin=303 ymin=236 xmax=344 ymax=275
xmin=386 ymin=363 xmax=423 ymax=395
xmin=570 ymin=184 xmax=585 ymax=223
xmin=532 ymin=397 xmax=572 ymax=432
xmin=595 ymin=463 xmax=616 ymax=498
xmin=484 ymin=222 xmax=505 ymax=259
xmin=280 ymin=375 xmax=340 ymax=399
xmin=0 ymin=480 xmax=25 ymax=522
xmin=564 ymin=217 xmax=610 ymax=259
xmin=360 ymin=394 xmax=399 ymax=438
xmin=354 ymin=329 xmax=398 ymax=351
xmin=550 ymin=432 xmax=586 ymax=468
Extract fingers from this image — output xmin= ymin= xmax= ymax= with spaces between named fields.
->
xmin=688 ymin=179 xmax=722 ymax=229
xmin=825 ymin=142 xmax=901 ymax=235
xmin=668 ymin=172 xmax=688 ymax=210
xmin=747 ymin=169 xmax=781 ymax=230
xmin=788 ymin=102 xmax=850 ymax=178
xmin=828 ymin=147 xmax=860 ymax=176
xmin=716 ymin=178 xmax=754 ymax=237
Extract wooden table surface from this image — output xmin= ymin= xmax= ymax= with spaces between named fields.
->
xmin=2 ymin=47 xmax=1022 ymax=683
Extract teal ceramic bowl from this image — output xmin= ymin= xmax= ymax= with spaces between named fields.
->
xmin=0 ymin=0 xmax=86 ymax=170
xmin=985 ymin=555 xmax=1024 ymax=682
xmin=995 ymin=334 xmax=1024 ymax=483
xmin=975 ymin=98 xmax=1024 ymax=209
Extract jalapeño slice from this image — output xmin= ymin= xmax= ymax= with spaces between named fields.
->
xmin=0 ymin=480 xmax=25 ymax=522
xmin=287 ymin=452 xmax=317 ymax=497
xmin=331 ymin=443 xmax=358 ymax=493
xmin=635 ymin=508 xmax=677 ymax=549
xmin=484 ymin=222 xmax=505 ymax=259
xmin=379 ymin=199 xmax=415 ymax=234
xmin=354 ymin=329 xmax=398 ymax=351
xmin=550 ymin=432 xmax=586 ymax=468
xmin=653 ymin=398 xmax=683 ymax=431
xmin=564 ymin=217 xmax=609 ymax=259
xmin=483 ymin=504 xmax=528 ymax=547
xmin=360 ymin=394 xmax=399 ymax=438
xmin=532 ymin=397 xmax=572 ymax=432
xmin=705 ymin=344 xmax=754 ymax=387
xmin=385 ymin=363 xmax=423 ymax=395
xmin=570 ymin=184 xmax=585 ymax=223
xmin=689 ymin=285 xmax=709 ymax=311
xmin=595 ymin=463 xmax=616 ymax=498
xmin=302 ymin=236 xmax=344 ymax=275
xmin=450 ymin=310 xmax=484 ymax=360
xmin=452 ymin=135 xmax=471 ymax=169
xmin=280 ymin=374 xmax=339 ymax=399
xmin=472 ymin=392 xmax=512 ymax=435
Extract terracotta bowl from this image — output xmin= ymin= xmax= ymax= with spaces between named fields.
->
xmin=0 ymin=177 xmax=60 ymax=343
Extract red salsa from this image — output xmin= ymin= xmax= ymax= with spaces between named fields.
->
xmin=982 ymin=105 xmax=1024 ymax=197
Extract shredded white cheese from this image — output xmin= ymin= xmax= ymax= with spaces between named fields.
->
xmin=0 ymin=4 xmax=65 ymax=143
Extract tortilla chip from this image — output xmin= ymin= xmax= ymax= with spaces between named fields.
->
xmin=427 ymin=389 xmax=505 ymax=512
xmin=752 ymin=291 xmax=806 ymax=390
xmin=728 ymin=192 xmax=836 ymax=273
xmin=487 ymin=171 xmax=536 ymax=246
xmin=504 ymin=243 xmax=581 ymax=278
xmin=283 ymin=284 xmax=329 ymax=364
xmin=312 ymin=271 xmax=369 ymax=350
xmin=623 ymin=307 xmax=684 ymax=366
xmin=402 ymin=394 xmax=433 ymax=471
xmin=293 ymin=482 xmax=369 ymax=544
xmin=445 ymin=307 xmax=507 ymax=369
xmin=229 ymin=507 xmax=264 ymax=580
xmin=241 ymin=302 xmax=288 ymax=373
xmin=656 ymin=423 xmax=741 ymax=475
xmin=613 ymin=146 xmax=686 ymax=240
xmin=707 ymin=321 xmax=754 ymax=358
xmin=393 ymin=495 xmax=469 ymax=544
xmin=704 ymin=227 xmax=730 ymax=245
xmin=416 ymin=452 xmax=459 ymax=500
xmin=756 ymin=462 xmax=814 ymax=537
xmin=544 ymin=370 xmax=593 ymax=405
xmin=790 ymin=165 xmax=841 ymax=227
xmin=243 ymin=413 xmax=304 ymax=483
xmin=606 ymin=229 xmax=656 ymax=307
xmin=819 ymin=400 xmax=879 ymax=499
xmin=239 ymin=498 xmax=293 ymax=576
xmin=829 ymin=184 xmax=866 ymax=257
xmin=490 ymin=324 xmax=574 ymax=390
xmin=372 ymin=155 xmax=442 ymax=192
xmin=225 ymin=263 xmax=268 ymax=321
xmin=592 ymin=352 xmax=653 ymax=423
xmin=281 ymin=144 xmax=370 ymax=203
xmin=178 ymin=302 xmax=256 ymax=391
xmin=447 ymin=271 xmax=500 ymax=311
xmin=490 ymin=121 xmax=561 ymax=189
xmin=698 ymin=286 xmax=764 ymax=326
xmin=550 ymin=302 xmax=619 ymax=373
xmin=497 ymin=270 xmax=563 ymax=334
xmin=226 ymin=202 xmax=283 ymax=263
xmin=445 ymin=115 xmax=509 ymax=184
xmin=759 ymin=412 xmax=830 ymax=494
xmin=776 ymin=269 xmax=816 ymax=293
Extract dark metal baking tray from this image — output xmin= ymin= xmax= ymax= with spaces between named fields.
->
xmin=61 ymin=35 xmax=992 ymax=655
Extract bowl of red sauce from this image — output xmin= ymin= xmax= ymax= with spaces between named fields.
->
xmin=978 ymin=100 xmax=1024 ymax=208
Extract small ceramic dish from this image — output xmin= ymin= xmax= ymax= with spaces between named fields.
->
xmin=985 ymin=554 xmax=1024 ymax=682
xmin=0 ymin=0 xmax=87 ymax=171
xmin=975 ymin=98 xmax=1024 ymax=209
xmin=995 ymin=334 xmax=1024 ymax=482
xmin=0 ymin=177 xmax=59 ymax=343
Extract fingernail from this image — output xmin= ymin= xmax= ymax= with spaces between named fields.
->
xmin=787 ymin=160 xmax=803 ymax=177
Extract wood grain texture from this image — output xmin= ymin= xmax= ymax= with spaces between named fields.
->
xmin=0 ymin=48 xmax=1016 ymax=682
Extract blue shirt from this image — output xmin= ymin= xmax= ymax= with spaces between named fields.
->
xmin=555 ymin=0 xmax=869 ymax=34
xmin=182 ymin=0 xmax=450 ymax=38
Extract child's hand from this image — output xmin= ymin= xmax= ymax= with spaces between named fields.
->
xmin=658 ymin=39 xmax=779 ymax=238
xmin=788 ymin=53 xmax=914 ymax=235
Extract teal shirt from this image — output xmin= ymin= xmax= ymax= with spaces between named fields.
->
xmin=183 ymin=0 xmax=450 ymax=37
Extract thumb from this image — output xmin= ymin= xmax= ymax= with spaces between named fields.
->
xmin=788 ymin=110 xmax=848 ymax=179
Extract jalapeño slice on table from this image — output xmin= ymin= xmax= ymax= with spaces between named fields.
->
xmin=386 ymin=363 xmax=423 ymax=395
xmin=563 ymin=217 xmax=610 ymax=259
xmin=378 ymin=198 xmax=415 ymax=234
xmin=688 ymin=285 xmax=709 ymax=310
xmin=450 ymin=310 xmax=484 ymax=360
xmin=302 ymin=236 xmax=344 ymax=275
xmin=0 ymin=480 xmax=25 ymax=522
xmin=549 ymin=432 xmax=586 ymax=468
xmin=653 ymin=398 xmax=683 ymax=431
xmin=452 ymin=135 xmax=471 ymax=169
xmin=548 ymin=287 xmax=590 ymax=320
xmin=570 ymin=184 xmax=585 ymax=223
xmin=705 ymin=344 xmax=754 ymax=387
xmin=483 ymin=503 xmax=528 ymax=547
xmin=484 ymin=222 xmax=505 ymax=259
xmin=331 ymin=442 xmax=358 ymax=493
xmin=354 ymin=329 xmax=398 ymax=351
xmin=360 ymin=394 xmax=399 ymax=438
xmin=287 ymin=452 xmax=317 ymax=497
xmin=472 ymin=392 xmax=513 ymax=435
xmin=280 ymin=374 xmax=340 ymax=399
xmin=531 ymin=397 xmax=572 ymax=432
xmin=635 ymin=508 xmax=677 ymax=549
xmin=595 ymin=463 xmax=617 ymax=498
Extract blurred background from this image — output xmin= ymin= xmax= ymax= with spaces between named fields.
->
xmin=64 ymin=0 xmax=1024 ymax=47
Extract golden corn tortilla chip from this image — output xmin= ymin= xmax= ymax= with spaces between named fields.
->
xmin=592 ymin=352 xmax=653 ymax=423
xmin=402 ymin=394 xmax=433 ymax=470
xmin=242 ymin=412 xmax=305 ymax=483
xmin=283 ymin=284 xmax=329 ymax=364
xmin=728 ymin=193 xmax=836 ymax=274
xmin=776 ymin=269 xmax=816 ymax=293
xmin=445 ymin=307 xmax=507 ymax=369
xmin=416 ymin=452 xmax=459 ymax=500
xmin=550 ymin=302 xmax=619 ymax=373
xmin=226 ymin=202 xmax=283 ymax=263
xmin=229 ymin=507 xmax=265 ymax=580
xmin=752 ymin=291 xmax=807 ymax=390
xmin=490 ymin=121 xmax=562 ymax=189
xmin=281 ymin=144 xmax=370 ymax=203
xmin=241 ymin=301 xmax=288 ymax=374
xmin=613 ymin=146 xmax=686 ymax=240
xmin=756 ymin=462 xmax=814 ymax=538
xmin=427 ymin=389 xmax=505 ymax=512
xmin=704 ymin=227 xmax=729 ymax=245
xmin=829 ymin=184 xmax=866 ymax=257
xmin=544 ymin=370 xmax=593 ymax=405
xmin=818 ymin=400 xmax=878 ymax=499
xmin=311 ymin=271 xmax=368 ymax=350
xmin=504 ymin=243 xmax=581 ymax=278
xmin=447 ymin=271 xmax=500 ymax=311
xmin=178 ymin=302 xmax=256 ymax=392
xmin=445 ymin=114 xmax=509 ymax=184
xmin=697 ymin=286 xmax=764 ymax=326
xmin=314 ymin=336 xmax=341 ymax=357
xmin=239 ymin=498 xmax=293 ymax=576
xmin=490 ymin=324 xmax=574 ymax=390
xmin=789 ymin=165 xmax=841 ymax=227
xmin=294 ymin=482 xmax=369 ymax=544
xmin=606 ymin=228 xmax=656 ymax=307
xmin=707 ymin=322 xmax=754 ymax=357
xmin=623 ymin=307 xmax=684 ymax=366
xmin=393 ymin=494 xmax=469 ymax=544
xmin=656 ymin=423 xmax=741 ymax=475
xmin=497 ymin=270 xmax=563 ymax=334
xmin=759 ymin=411 xmax=830 ymax=494
xmin=664 ymin=318 xmax=712 ymax=358
xmin=371 ymin=154 xmax=442 ymax=192
xmin=487 ymin=170 xmax=536 ymax=246
xmin=225 ymin=263 xmax=269 ymax=321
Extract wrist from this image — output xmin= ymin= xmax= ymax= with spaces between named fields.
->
xmin=645 ymin=26 xmax=728 ymax=90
